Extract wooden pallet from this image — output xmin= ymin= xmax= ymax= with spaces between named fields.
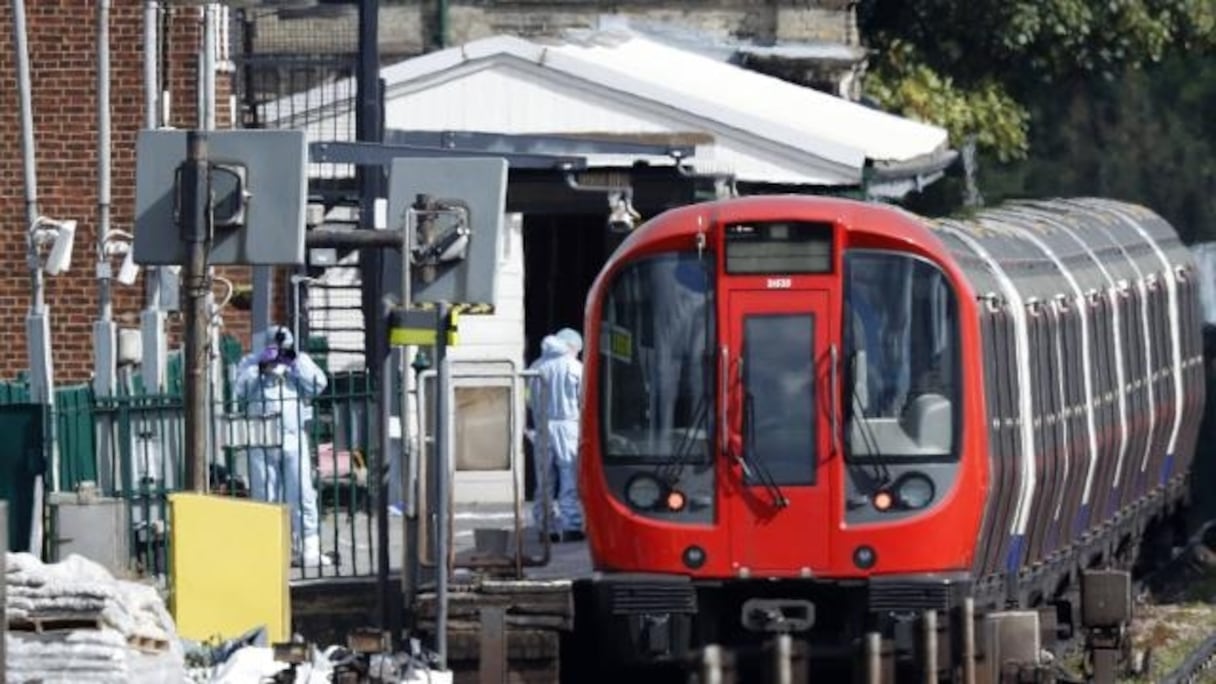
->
xmin=7 ymin=613 xmax=104 ymax=634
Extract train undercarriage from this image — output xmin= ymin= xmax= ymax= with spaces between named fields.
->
xmin=567 ymin=480 xmax=1190 ymax=683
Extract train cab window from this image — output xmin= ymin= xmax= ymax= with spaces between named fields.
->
xmin=742 ymin=314 xmax=816 ymax=485
xmin=844 ymin=251 xmax=960 ymax=460
xmin=598 ymin=252 xmax=715 ymax=462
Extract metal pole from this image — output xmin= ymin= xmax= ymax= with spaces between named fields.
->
xmin=144 ymin=1 xmax=159 ymax=130
xmin=434 ymin=302 xmax=451 ymax=669
xmin=252 ymin=266 xmax=273 ymax=338
xmin=202 ymin=4 xmax=216 ymax=131
xmin=865 ymin=632 xmax=882 ymax=684
xmin=91 ymin=0 xmax=119 ymax=508
xmin=141 ymin=0 xmax=166 ymax=392
xmin=181 ymin=132 xmax=211 ymax=493
xmin=97 ymin=0 xmax=112 ymax=325
xmin=963 ymin=598 xmax=977 ymax=684
xmin=923 ymin=609 xmax=938 ymax=684
xmin=14 ymin=0 xmax=55 ymax=553
xmin=0 ymin=501 xmax=7 ymax=679
xmin=772 ymin=634 xmax=793 ymax=684
xmin=292 ymin=276 xmax=304 ymax=348
xmin=401 ymin=348 xmax=419 ymax=632
xmin=94 ymin=0 xmax=117 ymax=400
xmin=13 ymin=0 xmax=40 ymax=313
xmin=376 ymin=339 xmax=394 ymax=633
xmin=356 ymin=0 xmax=384 ymax=370
xmin=200 ymin=3 xmax=220 ymax=474
xmin=701 ymin=645 xmax=724 ymax=684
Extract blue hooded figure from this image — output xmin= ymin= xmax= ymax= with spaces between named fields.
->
xmin=528 ymin=328 xmax=584 ymax=542
xmin=235 ymin=326 xmax=330 ymax=566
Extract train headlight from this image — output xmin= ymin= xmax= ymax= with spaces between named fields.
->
xmin=625 ymin=474 xmax=664 ymax=510
xmin=894 ymin=473 xmax=935 ymax=510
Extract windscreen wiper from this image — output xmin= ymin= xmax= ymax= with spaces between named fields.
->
xmin=742 ymin=392 xmax=788 ymax=509
xmin=846 ymin=386 xmax=892 ymax=501
xmin=657 ymin=387 xmax=709 ymax=484
xmin=658 ymin=260 xmax=715 ymax=485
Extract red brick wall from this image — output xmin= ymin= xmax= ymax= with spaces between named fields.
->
xmin=0 ymin=1 xmax=257 ymax=383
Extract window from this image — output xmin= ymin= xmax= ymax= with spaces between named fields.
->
xmin=742 ymin=314 xmax=816 ymax=485
xmin=599 ymin=253 xmax=715 ymax=462
xmin=844 ymin=251 xmax=960 ymax=460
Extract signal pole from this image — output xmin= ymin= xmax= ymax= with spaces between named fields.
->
xmin=181 ymin=131 xmax=211 ymax=493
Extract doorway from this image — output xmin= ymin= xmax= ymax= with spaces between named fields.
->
xmin=521 ymin=213 xmax=619 ymax=502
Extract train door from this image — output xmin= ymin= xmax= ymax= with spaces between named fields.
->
xmin=723 ymin=288 xmax=835 ymax=574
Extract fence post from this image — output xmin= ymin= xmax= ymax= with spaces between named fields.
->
xmin=1 ymin=500 xmax=7 ymax=681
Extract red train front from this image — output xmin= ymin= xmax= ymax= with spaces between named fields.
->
xmin=573 ymin=194 xmax=1204 ymax=679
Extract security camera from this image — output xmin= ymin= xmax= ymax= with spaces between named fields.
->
xmin=43 ymin=220 xmax=76 ymax=276
xmin=116 ymin=248 xmax=140 ymax=286
xmin=606 ymin=193 xmax=641 ymax=234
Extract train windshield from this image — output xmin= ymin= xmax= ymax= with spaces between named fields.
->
xmin=599 ymin=252 xmax=714 ymax=462
xmin=844 ymin=251 xmax=959 ymax=460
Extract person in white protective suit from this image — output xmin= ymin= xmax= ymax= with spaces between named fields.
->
xmin=527 ymin=328 xmax=585 ymax=543
xmin=235 ymin=326 xmax=331 ymax=567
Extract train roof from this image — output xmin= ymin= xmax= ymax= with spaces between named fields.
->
xmin=611 ymin=195 xmax=1192 ymax=304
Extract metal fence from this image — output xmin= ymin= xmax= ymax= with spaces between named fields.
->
xmin=92 ymin=367 xmax=381 ymax=581
xmin=3 ymin=352 xmax=383 ymax=581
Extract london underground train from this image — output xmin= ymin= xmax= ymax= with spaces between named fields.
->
xmin=573 ymin=195 xmax=1205 ymax=679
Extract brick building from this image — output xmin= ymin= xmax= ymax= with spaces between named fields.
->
xmin=0 ymin=1 xmax=254 ymax=384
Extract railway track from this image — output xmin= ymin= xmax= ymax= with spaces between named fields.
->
xmin=682 ymin=520 xmax=1216 ymax=684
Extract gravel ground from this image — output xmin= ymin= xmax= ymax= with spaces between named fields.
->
xmin=1057 ymin=536 xmax=1216 ymax=683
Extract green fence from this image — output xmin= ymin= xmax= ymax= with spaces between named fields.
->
xmin=56 ymin=385 xmax=96 ymax=491
xmin=0 ymin=404 xmax=44 ymax=552
xmin=0 ymin=334 xmax=383 ymax=579
xmin=0 ymin=381 xmax=95 ymax=494
xmin=94 ymin=391 xmax=184 ymax=576
xmin=100 ymin=361 xmax=379 ymax=579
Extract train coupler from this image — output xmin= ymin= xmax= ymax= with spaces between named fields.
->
xmin=740 ymin=598 xmax=815 ymax=633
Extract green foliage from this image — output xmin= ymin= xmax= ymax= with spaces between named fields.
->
xmin=981 ymin=54 xmax=1216 ymax=243
xmin=865 ymin=42 xmax=1029 ymax=161
xmin=858 ymin=0 xmax=1216 ymax=161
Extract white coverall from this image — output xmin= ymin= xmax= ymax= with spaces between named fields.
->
xmin=528 ymin=333 xmax=584 ymax=535
xmin=235 ymin=329 xmax=329 ymax=562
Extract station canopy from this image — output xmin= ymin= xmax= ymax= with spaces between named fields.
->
xmin=264 ymin=29 xmax=955 ymax=194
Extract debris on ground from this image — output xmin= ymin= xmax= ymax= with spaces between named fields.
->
xmin=183 ymin=628 xmax=453 ymax=683
xmin=4 ymin=552 xmax=187 ymax=683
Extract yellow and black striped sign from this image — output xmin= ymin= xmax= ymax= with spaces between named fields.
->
xmin=409 ymin=302 xmax=495 ymax=315
xmin=387 ymin=307 xmax=459 ymax=347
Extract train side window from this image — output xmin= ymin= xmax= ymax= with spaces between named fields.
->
xmin=844 ymin=251 xmax=959 ymax=460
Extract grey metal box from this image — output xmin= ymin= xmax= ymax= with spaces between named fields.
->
xmin=384 ymin=157 xmax=507 ymax=307
xmin=47 ymin=491 xmax=131 ymax=578
xmin=134 ymin=129 xmax=308 ymax=266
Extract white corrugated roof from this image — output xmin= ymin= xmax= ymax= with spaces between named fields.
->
xmin=265 ymin=30 xmax=951 ymax=187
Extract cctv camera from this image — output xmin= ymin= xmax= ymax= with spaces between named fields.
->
xmin=43 ymin=220 xmax=76 ymax=276
xmin=117 ymin=248 xmax=140 ymax=286
xmin=607 ymin=215 xmax=634 ymax=234
xmin=606 ymin=194 xmax=641 ymax=234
